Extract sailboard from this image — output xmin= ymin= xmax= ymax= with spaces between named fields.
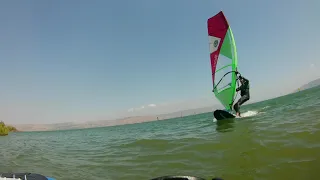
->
xmin=207 ymin=11 xmax=239 ymax=120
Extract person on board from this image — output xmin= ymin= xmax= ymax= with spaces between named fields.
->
xmin=233 ymin=72 xmax=250 ymax=117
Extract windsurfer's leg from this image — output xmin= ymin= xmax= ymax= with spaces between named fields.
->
xmin=234 ymin=95 xmax=249 ymax=116
xmin=233 ymin=101 xmax=240 ymax=115
xmin=238 ymin=94 xmax=250 ymax=106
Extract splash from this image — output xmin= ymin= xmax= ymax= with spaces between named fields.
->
xmin=236 ymin=110 xmax=259 ymax=118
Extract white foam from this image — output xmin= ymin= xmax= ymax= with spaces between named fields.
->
xmin=0 ymin=177 xmax=23 ymax=180
xmin=236 ymin=110 xmax=259 ymax=118
xmin=0 ymin=174 xmax=26 ymax=180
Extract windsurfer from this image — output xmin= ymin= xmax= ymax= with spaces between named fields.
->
xmin=233 ymin=72 xmax=250 ymax=117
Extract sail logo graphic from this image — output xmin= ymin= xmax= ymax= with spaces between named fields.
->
xmin=214 ymin=40 xmax=218 ymax=47
xmin=208 ymin=36 xmax=220 ymax=53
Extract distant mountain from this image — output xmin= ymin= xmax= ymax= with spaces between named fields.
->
xmin=296 ymin=78 xmax=320 ymax=92
xmin=13 ymin=116 xmax=158 ymax=132
xmin=12 ymin=105 xmax=221 ymax=132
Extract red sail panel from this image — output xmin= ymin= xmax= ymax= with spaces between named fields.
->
xmin=207 ymin=11 xmax=230 ymax=86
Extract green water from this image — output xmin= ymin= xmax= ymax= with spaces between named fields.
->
xmin=1 ymin=86 xmax=320 ymax=180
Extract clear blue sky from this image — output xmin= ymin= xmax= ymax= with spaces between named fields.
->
xmin=0 ymin=0 xmax=319 ymax=124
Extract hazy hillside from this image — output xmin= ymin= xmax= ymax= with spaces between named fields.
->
xmin=12 ymin=116 xmax=158 ymax=132
xmin=296 ymin=78 xmax=320 ymax=92
xmin=11 ymin=104 xmax=224 ymax=132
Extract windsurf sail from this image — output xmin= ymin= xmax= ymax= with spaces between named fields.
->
xmin=207 ymin=11 xmax=238 ymax=111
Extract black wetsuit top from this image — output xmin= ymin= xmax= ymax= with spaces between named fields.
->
xmin=236 ymin=76 xmax=250 ymax=97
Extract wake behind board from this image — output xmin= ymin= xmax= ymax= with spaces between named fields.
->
xmin=213 ymin=109 xmax=235 ymax=120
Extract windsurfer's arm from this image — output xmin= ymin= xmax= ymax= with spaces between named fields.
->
xmin=240 ymin=76 xmax=249 ymax=83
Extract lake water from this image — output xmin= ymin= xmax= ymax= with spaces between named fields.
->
xmin=1 ymin=86 xmax=320 ymax=180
